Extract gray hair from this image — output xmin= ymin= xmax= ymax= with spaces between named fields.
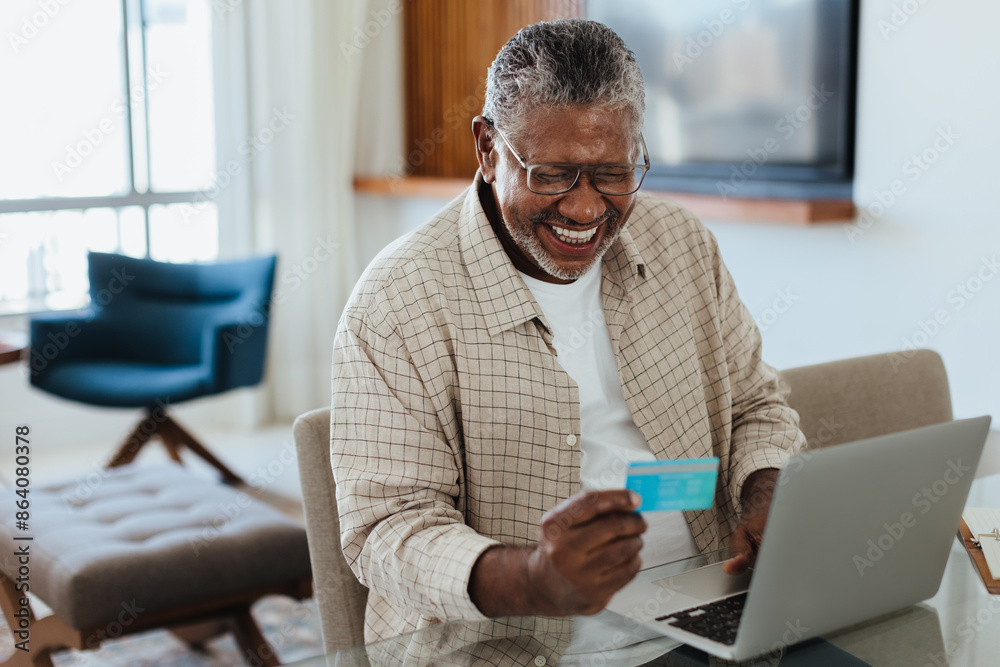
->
xmin=483 ymin=19 xmax=645 ymax=141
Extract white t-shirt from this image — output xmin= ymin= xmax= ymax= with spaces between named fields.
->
xmin=519 ymin=264 xmax=699 ymax=660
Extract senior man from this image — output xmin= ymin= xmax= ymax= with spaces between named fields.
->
xmin=332 ymin=18 xmax=805 ymax=663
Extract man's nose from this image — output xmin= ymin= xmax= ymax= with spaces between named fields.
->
xmin=556 ymin=174 xmax=607 ymax=225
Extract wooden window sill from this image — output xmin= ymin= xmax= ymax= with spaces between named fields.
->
xmin=353 ymin=176 xmax=855 ymax=225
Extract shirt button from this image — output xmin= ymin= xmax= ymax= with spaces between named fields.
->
xmin=534 ymin=657 xmax=547 ymax=666
xmin=566 ymin=434 xmax=577 ymax=446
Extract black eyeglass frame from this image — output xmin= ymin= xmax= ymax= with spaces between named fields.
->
xmin=485 ymin=119 xmax=651 ymax=196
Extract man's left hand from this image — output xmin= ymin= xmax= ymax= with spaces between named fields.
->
xmin=723 ymin=468 xmax=780 ymax=575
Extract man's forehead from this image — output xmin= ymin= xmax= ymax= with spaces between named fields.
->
xmin=512 ymin=106 xmax=636 ymax=163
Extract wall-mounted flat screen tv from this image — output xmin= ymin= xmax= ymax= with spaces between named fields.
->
xmin=587 ymin=0 xmax=858 ymax=200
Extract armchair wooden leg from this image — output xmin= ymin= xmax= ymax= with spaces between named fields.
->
xmin=156 ymin=422 xmax=185 ymax=465
xmin=106 ymin=412 xmax=157 ymax=468
xmin=228 ymin=606 xmax=281 ymax=666
xmin=161 ymin=417 xmax=244 ymax=485
xmin=105 ymin=410 xmax=244 ymax=485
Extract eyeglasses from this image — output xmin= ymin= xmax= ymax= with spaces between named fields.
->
xmin=487 ymin=120 xmax=650 ymax=196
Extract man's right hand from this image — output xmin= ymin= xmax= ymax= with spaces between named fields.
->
xmin=469 ymin=489 xmax=647 ymax=618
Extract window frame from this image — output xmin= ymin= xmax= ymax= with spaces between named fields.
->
xmin=0 ymin=0 xmax=215 ymax=315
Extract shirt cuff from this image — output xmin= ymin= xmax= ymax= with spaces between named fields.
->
xmin=729 ymin=446 xmax=792 ymax=515
xmin=422 ymin=529 xmax=503 ymax=621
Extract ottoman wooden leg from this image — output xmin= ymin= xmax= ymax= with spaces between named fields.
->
xmin=169 ymin=618 xmax=228 ymax=650
xmin=229 ymin=606 xmax=281 ymax=667
xmin=0 ymin=645 xmax=51 ymax=667
xmin=0 ymin=572 xmax=81 ymax=667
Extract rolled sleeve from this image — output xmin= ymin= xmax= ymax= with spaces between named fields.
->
xmin=332 ymin=308 xmax=499 ymax=624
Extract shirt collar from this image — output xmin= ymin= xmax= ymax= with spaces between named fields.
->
xmin=458 ymin=171 xmax=648 ymax=336
xmin=603 ymin=220 xmax=647 ymax=295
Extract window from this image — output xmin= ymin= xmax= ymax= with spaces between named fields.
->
xmin=0 ymin=0 xmax=218 ymax=314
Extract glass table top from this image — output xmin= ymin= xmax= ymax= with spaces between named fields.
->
xmin=288 ymin=474 xmax=1000 ymax=666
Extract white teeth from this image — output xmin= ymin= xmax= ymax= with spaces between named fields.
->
xmin=551 ymin=225 xmax=597 ymax=244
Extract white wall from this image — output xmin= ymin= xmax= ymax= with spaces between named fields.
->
xmin=713 ymin=0 xmax=1000 ymax=420
xmin=352 ymin=0 xmax=1000 ymax=422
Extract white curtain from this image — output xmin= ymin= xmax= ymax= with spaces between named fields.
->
xmin=212 ymin=0 xmax=367 ymax=422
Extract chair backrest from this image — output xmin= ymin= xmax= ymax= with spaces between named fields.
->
xmin=780 ymin=349 xmax=952 ymax=448
xmin=87 ymin=251 xmax=277 ymax=372
xmin=295 ymin=351 xmax=952 ymax=650
xmin=293 ymin=407 xmax=369 ymax=652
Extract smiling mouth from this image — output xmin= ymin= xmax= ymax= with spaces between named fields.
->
xmin=547 ymin=224 xmax=598 ymax=245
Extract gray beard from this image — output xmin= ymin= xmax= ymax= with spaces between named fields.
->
xmin=508 ymin=211 xmax=623 ymax=282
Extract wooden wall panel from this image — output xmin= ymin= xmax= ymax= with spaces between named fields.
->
xmin=403 ymin=0 xmax=583 ymax=179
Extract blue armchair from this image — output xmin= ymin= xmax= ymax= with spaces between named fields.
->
xmin=30 ymin=251 xmax=278 ymax=484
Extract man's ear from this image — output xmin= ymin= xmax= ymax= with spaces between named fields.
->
xmin=472 ymin=116 xmax=497 ymax=183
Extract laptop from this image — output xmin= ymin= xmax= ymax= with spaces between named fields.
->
xmin=605 ymin=415 xmax=992 ymax=662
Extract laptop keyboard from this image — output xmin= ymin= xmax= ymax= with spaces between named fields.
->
xmin=655 ymin=592 xmax=748 ymax=646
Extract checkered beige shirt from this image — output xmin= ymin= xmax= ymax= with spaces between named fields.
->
xmin=331 ymin=174 xmax=805 ymax=659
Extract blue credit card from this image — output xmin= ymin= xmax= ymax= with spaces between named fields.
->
xmin=625 ymin=457 xmax=720 ymax=512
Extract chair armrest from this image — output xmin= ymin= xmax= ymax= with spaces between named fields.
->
xmin=28 ymin=310 xmax=111 ymax=381
xmin=205 ymin=318 xmax=270 ymax=392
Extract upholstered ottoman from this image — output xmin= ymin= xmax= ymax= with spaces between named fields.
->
xmin=0 ymin=463 xmax=312 ymax=666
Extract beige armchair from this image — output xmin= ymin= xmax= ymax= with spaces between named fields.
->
xmin=781 ymin=349 xmax=952 ymax=447
xmin=293 ymin=349 xmax=953 ymax=653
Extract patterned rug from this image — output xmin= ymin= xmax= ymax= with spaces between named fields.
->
xmin=0 ymin=595 xmax=324 ymax=665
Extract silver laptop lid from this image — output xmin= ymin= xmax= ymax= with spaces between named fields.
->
xmin=733 ymin=415 xmax=991 ymax=659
